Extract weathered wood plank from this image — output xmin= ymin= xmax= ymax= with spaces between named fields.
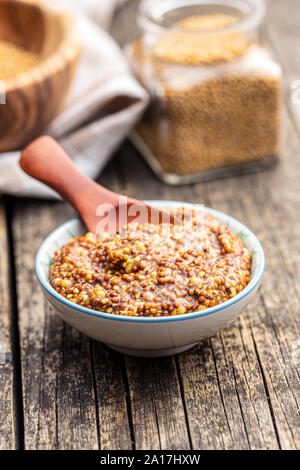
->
xmin=177 ymin=319 xmax=280 ymax=449
xmin=91 ymin=342 xmax=132 ymax=450
xmin=242 ymin=133 xmax=300 ymax=448
xmin=0 ymin=200 xmax=15 ymax=449
xmin=177 ymin=340 xmax=243 ymax=450
xmin=9 ymin=0 xmax=299 ymax=451
xmin=264 ymin=0 xmax=300 ymax=131
xmin=124 ymin=356 xmax=190 ymax=450
xmin=112 ymin=146 xmax=191 ymax=450
xmin=204 ymin=105 xmax=300 ymax=449
xmin=12 ymin=193 xmax=132 ymax=450
xmin=12 ymin=200 xmax=98 ymax=449
xmin=111 ymin=0 xmax=299 ymax=449
xmin=115 ymin=144 xmax=280 ymax=449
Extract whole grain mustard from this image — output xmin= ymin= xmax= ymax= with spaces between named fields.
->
xmin=49 ymin=208 xmax=251 ymax=317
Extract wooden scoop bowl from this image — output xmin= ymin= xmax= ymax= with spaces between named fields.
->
xmin=0 ymin=0 xmax=79 ymax=151
xmin=19 ymin=136 xmax=176 ymax=234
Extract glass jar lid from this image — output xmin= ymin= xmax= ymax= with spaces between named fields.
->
xmin=138 ymin=0 xmax=266 ymax=35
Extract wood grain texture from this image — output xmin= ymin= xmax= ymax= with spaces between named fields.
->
xmin=12 ymin=201 xmax=96 ymax=449
xmin=4 ymin=0 xmax=300 ymax=450
xmin=125 ymin=356 xmax=190 ymax=450
xmin=11 ymin=199 xmax=132 ymax=449
xmin=0 ymin=0 xmax=79 ymax=151
xmin=111 ymin=3 xmax=300 ymax=450
xmin=0 ymin=200 xmax=14 ymax=449
xmin=194 ymin=110 xmax=300 ymax=449
xmin=91 ymin=342 xmax=132 ymax=450
xmin=112 ymin=145 xmax=282 ymax=450
xmin=98 ymin=158 xmax=191 ymax=450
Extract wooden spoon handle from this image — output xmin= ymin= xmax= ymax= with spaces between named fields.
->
xmin=20 ymin=136 xmax=99 ymax=201
xmin=19 ymin=136 xmax=122 ymax=231
xmin=19 ymin=136 xmax=176 ymax=233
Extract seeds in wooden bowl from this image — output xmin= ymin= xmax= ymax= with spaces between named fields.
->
xmin=0 ymin=40 xmax=39 ymax=80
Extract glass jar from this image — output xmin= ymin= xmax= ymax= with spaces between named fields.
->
xmin=126 ymin=0 xmax=282 ymax=185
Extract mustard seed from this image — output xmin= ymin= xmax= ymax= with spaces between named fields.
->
xmin=49 ymin=208 xmax=251 ymax=317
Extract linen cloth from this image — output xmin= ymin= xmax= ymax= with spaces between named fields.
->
xmin=0 ymin=0 xmax=148 ymax=198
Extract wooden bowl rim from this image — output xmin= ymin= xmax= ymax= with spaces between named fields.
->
xmin=2 ymin=0 xmax=80 ymax=92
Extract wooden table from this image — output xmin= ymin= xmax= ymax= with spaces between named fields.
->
xmin=0 ymin=0 xmax=299 ymax=450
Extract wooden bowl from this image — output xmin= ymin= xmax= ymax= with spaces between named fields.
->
xmin=0 ymin=0 xmax=80 ymax=152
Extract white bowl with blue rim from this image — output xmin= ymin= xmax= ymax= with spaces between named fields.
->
xmin=36 ymin=200 xmax=265 ymax=357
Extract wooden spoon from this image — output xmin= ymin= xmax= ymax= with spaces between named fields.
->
xmin=19 ymin=136 xmax=175 ymax=234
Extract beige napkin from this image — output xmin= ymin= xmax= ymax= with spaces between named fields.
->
xmin=0 ymin=0 xmax=148 ymax=198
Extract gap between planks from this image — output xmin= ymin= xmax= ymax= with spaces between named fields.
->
xmin=0 ymin=199 xmax=15 ymax=449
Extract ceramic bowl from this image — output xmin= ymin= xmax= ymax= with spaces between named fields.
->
xmin=36 ymin=201 xmax=265 ymax=357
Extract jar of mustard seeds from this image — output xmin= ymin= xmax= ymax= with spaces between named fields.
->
xmin=126 ymin=0 xmax=282 ymax=185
